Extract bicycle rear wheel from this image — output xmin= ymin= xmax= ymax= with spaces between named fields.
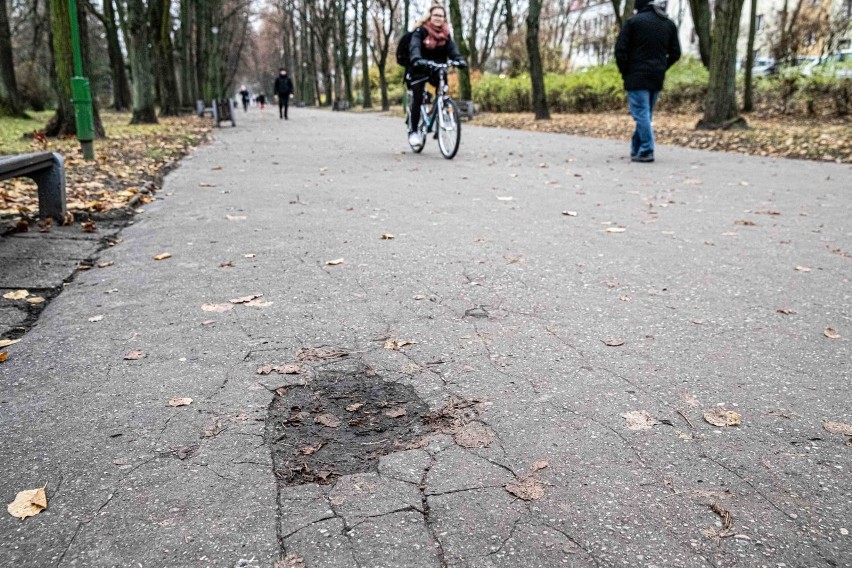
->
xmin=437 ymin=98 xmax=461 ymax=159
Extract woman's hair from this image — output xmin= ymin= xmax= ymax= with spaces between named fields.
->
xmin=416 ymin=4 xmax=446 ymax=28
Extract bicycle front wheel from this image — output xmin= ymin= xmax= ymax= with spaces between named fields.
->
xmin=437 ymin=98 xmax=461 ymax=159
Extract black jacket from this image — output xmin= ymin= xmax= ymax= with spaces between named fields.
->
xmin=614 ymin=7 xmax=681 ymax=91
xmin=408 ymin=26 xmax=462 ymax=74
xmin=274 ymin=75 xmax=294 ymax=96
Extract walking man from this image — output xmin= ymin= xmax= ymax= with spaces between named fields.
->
xmin=274 ymin=68 xmax=294 ymax=120
xmin=614 ymin=0 xmax=681 ymax=163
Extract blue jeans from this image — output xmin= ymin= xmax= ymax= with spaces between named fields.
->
xmin=627 ymin=90 xmax=660 ymax=156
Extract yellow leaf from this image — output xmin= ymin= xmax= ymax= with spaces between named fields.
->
xmin=25 ymin=296 xmax=45 ymax=304
xmin=0 ymin=339 xmax=21 ymax=348
xmin=154 ymin=253 xmax=172 ymax=261
xmin=7 ymin=487 xmax=47 ymax=520
xmin=0 ymin=352 xmax=7 ymax=363
xmin=3 ymin=290 xmax=29 ymax=300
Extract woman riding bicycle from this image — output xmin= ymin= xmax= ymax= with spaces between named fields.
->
xmin=406 ymin=3 xmax=467 ymax=149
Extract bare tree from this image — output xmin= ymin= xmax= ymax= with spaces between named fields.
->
xmin=527 ymin=0 xmax=549 ymax=119
xmin=369 ymin=0 xmax=399 ymax=110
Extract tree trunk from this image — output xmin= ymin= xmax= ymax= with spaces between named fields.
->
xmin=360 ymin=0 xmax=371 ymax=108
xmin=743 ymin=0 xmax=756 ymax=112
xmin=177 ymin=0 xmax=197 ymax=108
xmin=0 ymin=0 xmax=26 ymax=116
xmin=337 ymin=0 xmax=354 ymax=103
xmin=45 ymin=0 xmax=104 ymax=137
xmin=103 ymin=0 xmax=132 ymax=110
xmin=151 ymin=0 xmax=180 ymax=115
xmin=526 ymin=0 xmax=549 ymax=119
xmin=687 ymin=0 xmax=712 ymax=67
xmin=697 ymin=0 xmax=747 ymax=129
xmin=127 ymin=0 xmax=158 ymax=123
xmin=448 ymin=0 xmax=472 ymax=100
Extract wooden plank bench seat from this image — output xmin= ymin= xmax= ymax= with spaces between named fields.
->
xmin=0 ymin=152 xmax=66 ymax=221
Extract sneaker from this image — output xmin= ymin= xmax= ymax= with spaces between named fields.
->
xmin=631 ymin=151 xmax=654 ymax=163
xmin=408 ymin=131 xmax=423 ymax=148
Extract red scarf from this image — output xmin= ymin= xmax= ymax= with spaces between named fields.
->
xmin=422 ymin=21 xmax=450 ymax=50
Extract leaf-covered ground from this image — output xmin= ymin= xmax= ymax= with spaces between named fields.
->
xmin=0 ymin=111 xmax=211 ymax=224
xmin=470 ymin=112 xmax=852 ymax=163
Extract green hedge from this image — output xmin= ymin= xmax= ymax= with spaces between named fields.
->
xmin=472 ymin=58 xmax=850 ymax=117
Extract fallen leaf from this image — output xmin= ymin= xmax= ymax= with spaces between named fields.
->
xmin=453 ymin=421 xmax=495 ymax=448
xmin=3 ymin=290 xmax=29 ymax=300
xmin=505 ymin=476 xmax=546 ymax=501
xmin=230 ymin=293 xmax=263 ymax=304
xmin=497 ymin=196 xmax=514 ymax=201
xmin=385 ymin=407 xmax=407 ymax=418
xmin=25 ymin=296 xmax=45 ymax=304
xmin=153 ymin=253 xmax=172 ymax=261
xmin=0 ymin=339 xmax=21 ymax=348
xmin=384 ymin=339 xmax=416 ymax=350
xmin=256 ymin=364 xmax=301 ymax=375
xmin=710 ymin=503 xmax=733 ymax=530
xmin=245 ymin=299 xmax=273 ymax=307
xmin=531 ymin=460 xmax=549 ymax=471
xmin=602 ymin=338 xmax=625 ymax=347
xmin=315 ymin=414 xmax=341 ymax=428
xmin=88 ymin=314 xmax=104 ymax=322
xmin=606 ymin=227 xmax=626 ymax=233
xmin=219 ymin=261 xmax=234 ymax=268
xmin=734 ymin=220 xmax=756 ymax=226
xmin=198 ymin=182 xmax=216 ymax=187
xmin=561 ymin=210 xmax=578 ymax=216
xmin=124 ymin=351 xmax=146 ymax=360
xmin=275 ymin=554 xmax=306 ymax=568
xmin=0 ymin=352 xmax=6 ymax=362
xmin=823 ymin=421 xmax=852 ymax=436
xmin=325 ymin=258 xmax=344 ymax=266
xmin=622 ymin=410 xmax=659 ymax=431
xmin=703 ymin=408 xmax=741 ymax=427
xmin=7 ymin=487 xmax=47 ymax=520
xmin=168 ymin=397 xmax=193 ymax=407
xmin=413 ymin=294 xmax=426 ymax=300
xmin=81 ymin=219 xmax=97 ymax=233
xmin=619 ymin=295 xmax=632 ymax=302
xmin=244 ymin=253 xmax=256 ymax=258
xmin=225 ymin=215 xmax=246 ymax=221
xmin=201 ymin=303 xmax=233 ymax=312
xmin=794 ymin=266 xmax=811 ymax=272
xmin=776 ymin=308 xmax=796 ymax=315
xmin=97 ymin=261 xmax=114 ymax=268
xmin=380 ymin=233 xmax=395 ymax=240
xmin=346 ymin=403 xmax=364 ymax=412
xmin=824 ymin=327 xmax=841 ymax=339
xmin=201 ymin=320 xmax=215 ymax=326
xmin=300 ymin=442 xmax=324 ymax=455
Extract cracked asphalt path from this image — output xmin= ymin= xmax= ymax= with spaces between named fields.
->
xmin=1 ymin=107 xmax=850 ymax=567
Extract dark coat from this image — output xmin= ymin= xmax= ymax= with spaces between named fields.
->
xmin=408 ymin=26 xmax=462 ymax=78
xmin=274 ymin=75 xmax=294 ymax=96
xmin=614 ymin=6 xmax=681 ymax=91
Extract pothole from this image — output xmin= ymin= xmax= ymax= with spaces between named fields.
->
xmin=265 ymin=363 xmax=431 ymax=486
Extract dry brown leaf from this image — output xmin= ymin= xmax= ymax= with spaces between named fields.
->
xmin=168 ymin=397 xmax=193 ymax=407
xmin=81 ymin=219 xmax=97 ymax=233
xmin=315 ymin=414 xmax=341 ymax=428
xmin=325 ymin=258 xmax=344 ymax=266
xmin=384 ymin=339 xmax=416 ymax=350
xmin=618 ymin=295 xmax=632 ymax=302
xmin=385 ymin=407 xmax=408 ymax=418
xmin=531 ymin=460 xmax=549 ymax=471
xmin=505 ymin=476 xmax=546 ymax=501
xmin=153 ymin=253 xmax=172 ymax=261
xmin=7 ymin=487 xmax=47 ymax=520
xmin=201 ymin=320 xmax=215 ymax=326
xmin=380 ymin=232 xmax=395 ymax=240
xmin=275 ymin=554 xmax=306 ymax=568
xmin=710 ymin=503 xmax=733 ymax=530
xmin=0 ymin=339 xmax=21 ymax=348
xmin=88 ymin=314 xmax=104 ymax=322
xmin=823 ymin=421 xmax=852 ymax=436
xmin=703 ymin=408 xmax=741 ymax=427
xmin=97 ymin=261 xmax=114 ymax=268
xmin=3 ymin=290 xmax=29 ymax=300
xmin=622 ymin=410 xmax=659 ymax=431
xmin=776 ymin=308 xmax=796 ymax=315
xmin=25 ymin=296 xmax=45 ymax=304
xmin=602 ymin=338 xmax=625 ymax=347
xmin=0 ymin=351 xmax=7 ymax=363
xmin=124 ymin=350 xmax=146 ymax=360
xmin=300 ymin=442 xmax=324 ymax=455
xmin=201 ymin=303 xmax=234 ymax=312
xmin=245 ymin=299 xmax=273 ymax=307
xmin=824 ymin=327 xmax=841 ymax=339
xmin=606 ymin=227 xmax=626 ymax=233
xmin=346 ymin=403 xmax=364 ymax=412
xmin=453 ymin=422 xmax=495 ymax=448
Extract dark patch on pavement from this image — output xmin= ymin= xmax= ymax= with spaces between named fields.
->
xmin=266 ymin=366 xmax=430 ymax=486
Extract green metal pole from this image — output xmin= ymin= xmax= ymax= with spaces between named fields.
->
xmin=68 ymin=0 xmax=95 ymax=160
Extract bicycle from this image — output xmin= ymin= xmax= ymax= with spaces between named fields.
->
xmin=405 ymin=61 xmax=462 ymax=159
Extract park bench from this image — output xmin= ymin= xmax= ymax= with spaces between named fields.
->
xmin=196 ymin=99 xmax=236 ymax=127
xmin=456 ymin=100 xmax=475 ymax=121
xmin=332 ymin=99 xmax=351 ymax=111
xmin=0 ymin=152 xmax=66 ymax=221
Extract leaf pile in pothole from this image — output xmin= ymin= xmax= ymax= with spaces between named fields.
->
xmin=266 ymin=366 xmax=430 ymax=486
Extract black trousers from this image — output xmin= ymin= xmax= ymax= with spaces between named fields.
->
xmin=407 ymin=74 xmax=436 ymax=132
xmin=278 ymin=95 xmax=290 ymax=118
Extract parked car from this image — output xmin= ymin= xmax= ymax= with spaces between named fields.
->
xmin=802 ymin=50 xmax=852 ymax=78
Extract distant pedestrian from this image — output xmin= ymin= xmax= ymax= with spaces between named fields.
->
xmin=239 ymin=85 xmax=250 ymax=112
xmin=256 ymin=93 xmax=266 ymax=110
xmin=274 ymin=68 xmax=294 ymax=120
xmin=614 ymin=0 xmax=681 ymax=163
